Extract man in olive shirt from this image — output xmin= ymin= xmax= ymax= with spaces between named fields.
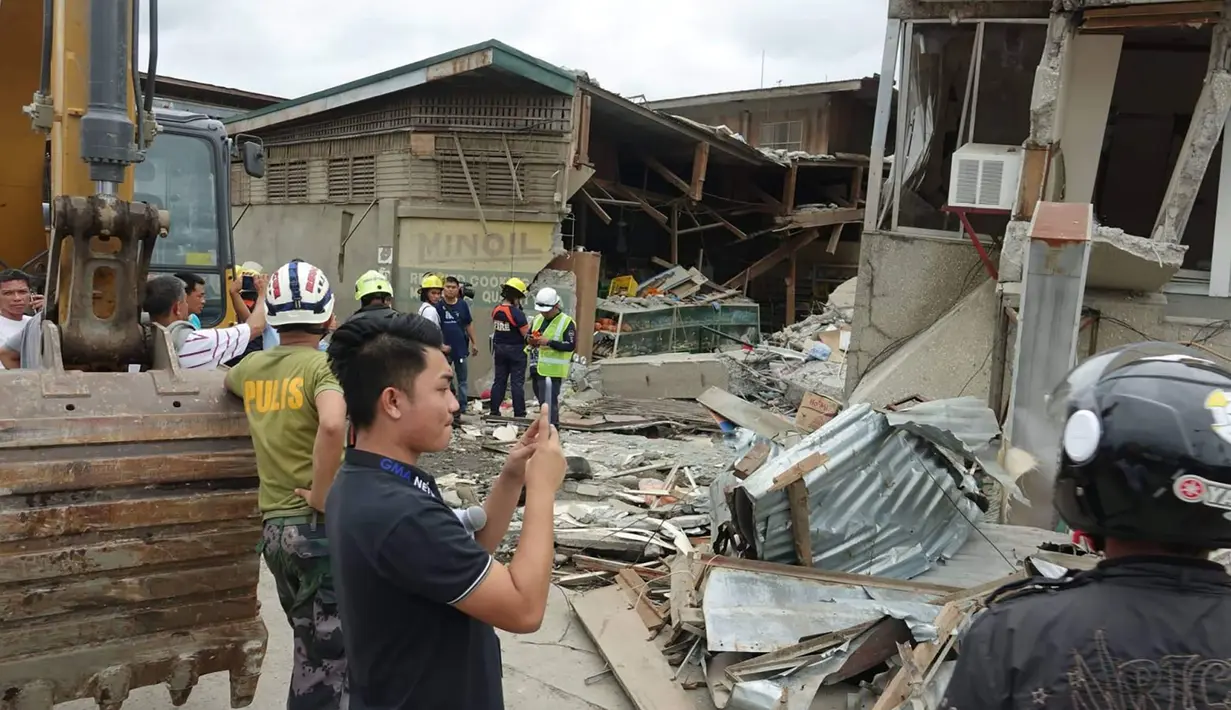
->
xmin=224 ymin=261 xmax=348 ymax=710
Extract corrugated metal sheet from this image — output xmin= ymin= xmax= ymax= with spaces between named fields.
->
xmin=702 ymin=566 xmax=939 ymax=654
xmin=885 ymin=396 xmax=1026 ymax=503
xmin=733 ymin=402 xmax=988 ymax=580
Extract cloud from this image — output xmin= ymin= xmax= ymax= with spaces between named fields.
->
xmin=139 ymin=0 xmax=889 ymax=101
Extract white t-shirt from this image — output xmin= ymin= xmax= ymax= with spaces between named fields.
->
xmin=0 ymin=315 xmax=31 ymax=370
xmin=177 ymin=324 xmax=252 ymax=370
xmin=418 ymin=302 xmax=441 ymax=328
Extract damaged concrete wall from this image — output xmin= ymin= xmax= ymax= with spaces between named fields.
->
xmin=844 ymin=231 xmax=985 ymax=397
xmin=398 ymin=214 xmax=564 ymax=393
xmin=232 ymin=201 xmax=387 ymax=321
xmin=850 ymin=279 xmax=998 ymax=407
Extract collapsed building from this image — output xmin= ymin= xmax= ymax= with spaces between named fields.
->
xmin=222 ymin=40 xmax=886 ymax=392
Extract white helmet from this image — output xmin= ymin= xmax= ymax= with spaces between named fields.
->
xmin=266 ymin=260 xmax=335 ymax=327
xmin=534 ymin=287 xmax=561 ymax=312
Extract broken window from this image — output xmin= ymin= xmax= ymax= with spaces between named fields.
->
xmin=1088 ymin=25 xmax=1217 ymax=280
xmin=759 ymin=121 xmax=803 ymax=151
xmin=880 ymin=21 xmax=1046 ymax=239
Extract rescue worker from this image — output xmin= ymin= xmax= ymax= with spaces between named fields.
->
xmin=417 ymin=274 xmax=445 ymax=334
xmin=489 ymin=277 xmax=530 ymax=419
xmin=944 ymin=341 xmax=1231 ymax=709
xmin=528 ymin=287 xmax=576 ymax=430
xmin=224 ymin=260 xmax=349 ymax=709
xmin=349 ymin=269 xmax=398 ymax=323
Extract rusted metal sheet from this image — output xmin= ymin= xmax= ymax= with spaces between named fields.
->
xmin=0 ymin=366 xmax=267 ymax=708
xmin=0 ymin=618 xmax=266 ymax=708
xmin=0 ymin=489 xmax=258 ymax=541
xmin=0 ymin=439 xmax=255 ymax=493
xmin=0 ymin=559 xmax=259 ymax=622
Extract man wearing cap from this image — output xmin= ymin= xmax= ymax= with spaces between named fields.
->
xmin=528 ymin=287 xmax=575 ymax=430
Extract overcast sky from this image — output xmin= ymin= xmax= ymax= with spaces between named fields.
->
xmin=143 ymin=0 xmax=889 ymax=101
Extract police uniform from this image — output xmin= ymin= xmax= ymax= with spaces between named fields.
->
xmin=489 ymin=278 xmax=530 ymax=418
xmin=945 ymin=342 xmax=1231 ymax=709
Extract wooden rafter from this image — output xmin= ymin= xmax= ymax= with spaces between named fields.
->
xmin=577 ymin=188 xmax=612 ymax=225
xmin=723 ymin=226 xmax=829 ymax=288
xmin=640 ymin=154 xmax=693 ymax=197
xmin=690 ymin=142 xmax=710 ymax=201
xmin=698 ymin=204 xmax=747 ymax=240
xmin=608 ymin=183 xmax=668 ymax=226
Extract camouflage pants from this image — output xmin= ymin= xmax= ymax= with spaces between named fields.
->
xmin=260 ymin=516 xmax=349 ymax=710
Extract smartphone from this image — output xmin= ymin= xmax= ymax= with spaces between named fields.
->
xmin=241 ymin=274 xmax=256 ymax=292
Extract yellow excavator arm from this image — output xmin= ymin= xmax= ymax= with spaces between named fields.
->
xmin=0 ymin=2 xmax=269 ymax=707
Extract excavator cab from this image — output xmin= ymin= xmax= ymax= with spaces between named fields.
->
xmin=136 ymin=109 xmax=261 ymax=327
xmin=0 ymin=1 xmax=270 ymax=707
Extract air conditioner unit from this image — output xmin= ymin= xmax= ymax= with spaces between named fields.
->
xmin=947 ymin=143 xmax=1023 ymax=211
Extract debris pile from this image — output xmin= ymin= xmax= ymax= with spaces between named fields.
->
xmin=550 ymin=391 xmax=1089 ymax=709
xmin=594 ymin=261 xmax=758 ymax=359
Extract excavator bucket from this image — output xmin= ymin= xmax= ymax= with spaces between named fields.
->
xmin=0 ymin=326 xmax=268 ymax=708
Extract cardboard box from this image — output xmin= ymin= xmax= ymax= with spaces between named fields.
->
xmin=795 ymin=391 xmax=841 ymax=432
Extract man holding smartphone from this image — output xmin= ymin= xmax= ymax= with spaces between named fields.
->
xmin=325 ymin=313 xmax=566 ymax=709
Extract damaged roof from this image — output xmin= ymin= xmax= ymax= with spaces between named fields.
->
xmin=224 ymin=39 xmax=578 ymax=134
xmin=644 ymin=76 xmax=879 ymax=111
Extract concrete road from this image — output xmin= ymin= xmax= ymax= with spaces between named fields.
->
xmin=60 ymin=568 xmax=637 ymax=710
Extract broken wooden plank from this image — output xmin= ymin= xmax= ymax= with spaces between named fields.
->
xmin=785 ymin=479 xmax=813 ymax=566
xmin=572 ymin=585 xmax=696 ymax=710
xmin=669 ymin=554 xmax=701 ymax=631
xmin=615 ymin=569 xmax=667 ymax=632
xmin=641 ymin=155 xmax=692 ymax=196
xmin=696 ymin=387 xmax=800 ymax=440
xmin=572 ymin=555 xmax=669 ymax=580
xmin=578 ymin=189 xmax=612 ymax=225
xmin=871 ymin=602 xmax=971 ymax=710
xmin=733 ymin=442 xmax=771 ymax=479
xmin=690 ymin=142 xmax=709 ymax=202
xmin=555 ymin=571 xmax=613 ymax=588
xmin=768 ymin=451 xmax=828 ymax=492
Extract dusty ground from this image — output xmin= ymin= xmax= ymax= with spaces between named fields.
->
xmin=58 ymin=565 xmax=643 ymax=710
xmin=59 ymin=421 xmax=723 ymax=710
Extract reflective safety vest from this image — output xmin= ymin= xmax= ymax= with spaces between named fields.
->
xmin=529 ymin=312 xmax=573 ymax=378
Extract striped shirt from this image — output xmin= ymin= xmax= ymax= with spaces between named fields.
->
xmin=178 ymin=324 xmax=252 ymax=370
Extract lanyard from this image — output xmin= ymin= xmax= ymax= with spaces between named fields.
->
xmin=345 ymin=449 xmax=438 ymax=499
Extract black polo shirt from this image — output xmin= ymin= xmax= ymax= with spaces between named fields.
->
xmin=326 ymin=449 xmax=502 ymax=709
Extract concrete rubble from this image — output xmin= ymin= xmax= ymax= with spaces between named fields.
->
xmin=515 ymin=392 xmax=1093 ymax=710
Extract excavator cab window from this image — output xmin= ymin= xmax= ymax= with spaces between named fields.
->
xmin=136 ymin=130 xmax=229 ymax=326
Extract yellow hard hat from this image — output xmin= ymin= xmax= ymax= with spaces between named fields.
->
xmin=504 ymin=277 xmax=528 ymax=295
xmin=355 ymin=270 xmax=393 ymax=301
xmin=420 ymin=273 xmax=444 ymax=290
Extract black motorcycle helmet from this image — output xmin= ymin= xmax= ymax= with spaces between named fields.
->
xmin=1051 ymin=341 xmax=1231 ymax=548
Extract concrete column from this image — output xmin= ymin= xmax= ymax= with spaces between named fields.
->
xmin=1005 ymin=202 xmax=1091 ymax=530
xmin=864 ymin=19 xmax=901 ymax=233
xmin=377 ymin=198 xmax=400 ymax=298
xmin=1211 ymin=116 xmax=1231 ymax=297
xmin=1152 ymin=16 xmax=1231 ymax=244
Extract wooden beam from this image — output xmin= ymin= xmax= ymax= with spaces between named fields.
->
xmin=677 ymin=222 xmax=726 ymax=236
xmin=749 ymin=184 xmax=785 ymax=214
xmin=575 ymin=93 xmax=592 ymax=166
xmin=782 ymin=162 xmax=798 ymax=213
xmin=670 ymin=205 xmax=679 ymax=263
xmin=642 ymin=154 xmax=692 ymax=197
xmin=609 ymin=183 xmax=668 ymax=226
xmin=780 ymin=207 xmax=864 ymax=229
xmin=723 ymin=227 xmax=824 ymax=288
xmin=786 ymin=251 xmax=798 ymax=326
xmin=698 ymin=204 xmax=747 ymax=240
xmin=825 ymin=222 xmax=845 ymax=254
xmin=578 ymin=188 xmax=612 ymax=225
xmin=786 ymin=479 xmax=812 ymax=567
xmin=690 ymin=142 xmax=710 ymax=201
xmin=851 ymin=165 xmax=865 ymax=204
